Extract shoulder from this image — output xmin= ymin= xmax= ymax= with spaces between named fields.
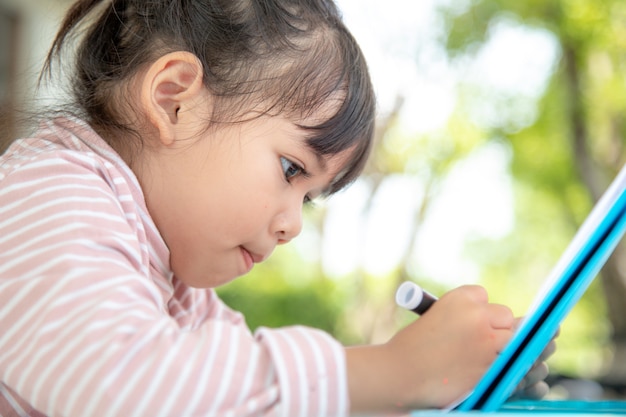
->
xmin=0 ymin=118 xmax=151 ymax=249
xmin=1 ymin=118 xmax=140 ymax=206
xmin=0 ymin=121 xmax=152 ymax=277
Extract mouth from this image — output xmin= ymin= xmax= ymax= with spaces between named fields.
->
xmin=240 ymin=247 xmax=266 ymax=272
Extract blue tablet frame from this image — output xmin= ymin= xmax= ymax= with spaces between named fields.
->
xmin=456 ymin=166 xmax=626 ymax=411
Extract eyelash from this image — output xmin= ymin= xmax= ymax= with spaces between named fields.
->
xmin=280 ymin=157 xmax=313 ymax=204
xmin=280 ymin=157 xmax=304 ymax=180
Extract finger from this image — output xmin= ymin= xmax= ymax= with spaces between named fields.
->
xmin=487 ymin=304 xmax=515 ymax=329
xmin=521 ymin=381 xmax=550 ymax=399
xmin=523 ymin=362 xmax=549 ymax=388
xmin=458 ymin=284 xmax=489 ymax=303
xmin=514 ymin=367 xmax=550 ymax=399
xmin=539 ymin=340 xmax=557 ymax=361
xmin=491 ymin=328 xmax=515 ymax=352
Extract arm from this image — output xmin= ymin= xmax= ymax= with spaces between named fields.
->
xmin=346 ymin=285 xmax=515 ymax=413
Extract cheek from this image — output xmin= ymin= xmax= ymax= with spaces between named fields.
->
xmin=199 ymin=186 xmax=265 ymax=234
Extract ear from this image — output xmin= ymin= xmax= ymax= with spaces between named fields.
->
xmin=140 ymin=51 xmax=206 ymax=146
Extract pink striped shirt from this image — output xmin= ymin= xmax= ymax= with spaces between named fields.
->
xmin=0 ymin=118 xmax=348 ymax=417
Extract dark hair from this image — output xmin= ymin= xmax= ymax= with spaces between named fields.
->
xmin=42 ymin=0 xmax=375 ymax=194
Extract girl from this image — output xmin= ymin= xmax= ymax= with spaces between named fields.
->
xmin=0 ymin=0 xmax=551 ymax=416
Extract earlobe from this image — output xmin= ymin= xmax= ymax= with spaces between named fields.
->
xmin=140 ymin=51 xmax=205 ymax=146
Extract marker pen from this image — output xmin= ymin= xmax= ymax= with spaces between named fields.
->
xmin=395 ymin=281 xmax=438 ymax=315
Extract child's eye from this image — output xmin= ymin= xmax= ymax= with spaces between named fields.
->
xmin=280 ymin=156 xmax=314 ymax=205
xmin=280 ymin=157 xmax=305 ymax=181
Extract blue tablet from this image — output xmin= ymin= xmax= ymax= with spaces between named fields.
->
xmin=455 ymin=165 xmax=626 ymax=411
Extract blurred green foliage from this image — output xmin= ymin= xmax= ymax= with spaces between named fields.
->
xmin=217 ymin=243 xmax=369 ymax=345
xmin=217 ymin=245 xmax=341 ymax=334
xmin=441 ymin=0 xmax=626 ymax=380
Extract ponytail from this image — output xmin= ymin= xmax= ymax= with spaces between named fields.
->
xmin=40 ymin=0 xmax=106 ymax=83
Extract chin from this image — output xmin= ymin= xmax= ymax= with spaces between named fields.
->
xmin=173 ymin=267 xmax=241 ymax=289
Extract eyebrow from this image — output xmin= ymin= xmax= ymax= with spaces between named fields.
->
xmin=312 ymin=150 xmax=349 ymax=198
xmin=313 ymin=151 xmax=328 ymax=172
xmin=298 ymin=146 xmax=333 ymax=197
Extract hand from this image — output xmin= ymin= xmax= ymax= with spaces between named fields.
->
xmin=346 ymin=285 xmax=515 ymax=413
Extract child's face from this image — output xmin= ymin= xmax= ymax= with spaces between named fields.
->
xmin=140 ymin=114 xmax=352 ymax=288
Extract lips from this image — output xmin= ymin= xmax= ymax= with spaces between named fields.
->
xmin=240 ymin=247 xmax=266 ymax=272
xmin=241 ymin=247 xmax=254 ymax=272
xmin=249 ymin=250 xmax=266 ymax=263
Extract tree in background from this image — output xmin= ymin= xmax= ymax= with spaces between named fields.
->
xmin=440 ymin=0 xmax=626 ymax=390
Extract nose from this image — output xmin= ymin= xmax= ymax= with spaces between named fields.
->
xmin=273 ymin=199 xmax=303 ymax=245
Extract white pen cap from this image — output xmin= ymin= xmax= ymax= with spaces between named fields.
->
xmin=395 ymin=281 xmax=424 ymax=310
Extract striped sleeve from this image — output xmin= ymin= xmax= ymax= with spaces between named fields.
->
xmin=255 ymin=326 xmax=348 ymax=417
xmin=0 ymin=145 xmax=349 ymax=417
